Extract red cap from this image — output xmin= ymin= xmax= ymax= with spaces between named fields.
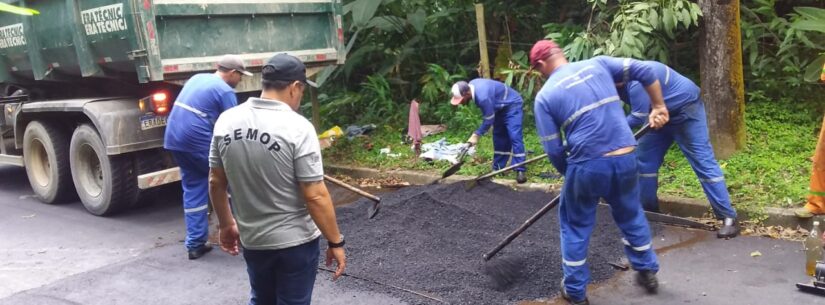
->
xmin=529 ymin=40 xmax=561 ymax=68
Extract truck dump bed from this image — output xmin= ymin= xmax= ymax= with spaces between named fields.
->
xmin=0 ymin=0 xmax=344 ymax=88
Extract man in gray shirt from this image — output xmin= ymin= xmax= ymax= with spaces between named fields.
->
xmin=208 ymin=53 xmax=346 ymax=305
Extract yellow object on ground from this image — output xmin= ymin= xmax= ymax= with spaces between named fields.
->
xmin=319 ymin=126 xmax=343 ymax=139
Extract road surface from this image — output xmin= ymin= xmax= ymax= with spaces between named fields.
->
xmin=0 ymin=165 xmax=821 ymax=305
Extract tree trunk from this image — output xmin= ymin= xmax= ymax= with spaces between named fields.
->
xmin=699 ymin=0 xmax=746 ymax=159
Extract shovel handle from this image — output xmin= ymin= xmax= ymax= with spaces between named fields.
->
xmin=483 ymin=195 xmax=560 ymax=261
xmin=473 ymin=153 xmax=548 ymax=182
xmin=324 ymin=175 xmax=381 ymax=203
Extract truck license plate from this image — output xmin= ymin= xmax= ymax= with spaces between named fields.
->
xmin=140 ymin=114 xmax=167 ymax=130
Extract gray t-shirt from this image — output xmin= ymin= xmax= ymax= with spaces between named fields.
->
xmin=209 ymin=97 xmax=323 ymax=250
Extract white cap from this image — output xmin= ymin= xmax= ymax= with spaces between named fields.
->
xmin=450 ymin=81 xmax=470 ymax=105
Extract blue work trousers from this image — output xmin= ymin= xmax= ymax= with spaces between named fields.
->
xmin=636 ymin=100 xmax=737 ymax=219
xmin=243 ymin=238 xmax=320 ymax=305
xmin=171 ymin=150 xmax=210 ymax=251
xmin=559 ymin=153 xmax=659 ymax=301
xmin=492 ymin=103 xmax=526 ymax=172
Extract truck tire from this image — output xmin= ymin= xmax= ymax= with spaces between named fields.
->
xmin=69 ymin=124 xmax=138 ymax=216
xmin=133 ymin=149 xmax=167 ymax=207
xmin=23 ymin=121 xmax=75 ymax=204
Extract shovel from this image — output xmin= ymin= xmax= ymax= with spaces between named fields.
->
xmin=465 ymin=153 xmax=549 ymax=190
xmin=429 ymin=142 xmax=472 ymax=185
xmin=323 ymin=175 xmax=382 ymax=219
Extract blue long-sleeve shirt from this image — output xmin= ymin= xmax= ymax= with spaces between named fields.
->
xmin=164 ymin=73 xmax=238 ymax=152
xmin=533 ymin=56 xmax=657 ymax=173
xmin=469 ymin=78 xmax=523 ymax=136
xmin=619 ymin=61 xmax=700 ymax=128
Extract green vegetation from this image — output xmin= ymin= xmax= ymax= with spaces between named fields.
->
xmin=324 ymin=100 xmax=824 ymax=217
xmin=313 ymin=0 xmax=825 ymax=217
xmin=658 ymin=101 xmax=823 ymax=214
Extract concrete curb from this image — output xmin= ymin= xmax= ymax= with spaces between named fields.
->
xmin=325 ymin=164 xmax=824 ymax=229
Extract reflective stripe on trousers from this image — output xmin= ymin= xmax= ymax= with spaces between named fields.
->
xmin=492 ymin=103 xmax=526 ymax=172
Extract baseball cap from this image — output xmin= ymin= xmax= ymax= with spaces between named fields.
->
xmin=450 ymin=81 xmax=470 ymax=105
xmin=529 ymin=40 xmax=562 ymax=68
xmin=261 ymin=53 xmax=318 ymax=88
xmin=217 ymin=54 xmax=253 ymax=76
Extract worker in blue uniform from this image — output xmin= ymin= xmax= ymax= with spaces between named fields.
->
xmin=450 ymin=79 xmax=528 ymax=183
xmin=164 ymin=55 xmax=251 ymax=260
xmin=619 ymin=61 xmax=739 ymax=239
xmin=529 ymin=40 xmax=668 ymax=305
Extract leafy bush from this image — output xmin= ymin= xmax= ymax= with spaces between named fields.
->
xmin=741 ymin=1 xmax=824 ymax=101
xmin=548 ymin=0 xmax=701 ymax=63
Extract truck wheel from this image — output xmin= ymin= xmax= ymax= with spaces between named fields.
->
xmin=23 ymin=121 xmax=75 ymax=203
xmin=69 ymin=124 xmax=138 ymax=216
xmin=133 ymin=149 xmax=167 ymax=207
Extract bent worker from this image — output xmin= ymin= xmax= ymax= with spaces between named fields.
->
xmin=796 ymin=62 xmax=825 ymax=218
xmin=209 ymin=53 xmax=346 ymax=305
xmin=618 ymin=62 xmax=739 ymax=238
xmin=450 ymin=79 xmax=528 ymax=183
xmin=164 ymin=54 xmax=251 ymax=259
xmin=530 ymin=39 xmax=666 ymax=305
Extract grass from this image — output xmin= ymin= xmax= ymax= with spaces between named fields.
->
xmin=323 ymin=101 xmax=823 ymax=217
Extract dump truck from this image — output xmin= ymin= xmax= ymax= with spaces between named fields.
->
xmin=0 ymin=0 xmax=345 ymax=215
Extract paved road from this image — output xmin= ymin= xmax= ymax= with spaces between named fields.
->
xmin=1 ymin=164 xmax=822 ymax=305
xmin=579 ymin=227 xmax=821 ymax=305
xmin=0 ymin=165 xmax=404 ymax=305
xmin=519 ymin=225 xmax=824 ymax=305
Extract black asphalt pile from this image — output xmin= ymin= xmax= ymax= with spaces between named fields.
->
xmin=330 ymin=182 xmax=657 ymax=304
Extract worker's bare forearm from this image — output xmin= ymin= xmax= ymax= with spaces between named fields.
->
xmin=301 ymin=180 xmax=342 ymax=242
xmin=208 ymin=168 xmax=235 ymax=229
xmin=643 ymin=80 xmax=666 ymax=108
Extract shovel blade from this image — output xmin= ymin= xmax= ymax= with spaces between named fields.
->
xmin=367 ymin=201 xmax=381 ymax=219
xmin=441 ymin=161 xmax=464 ymax=179
xmin=464 ymin=179 xmax=478 ymax=191
xmin=464 ymin=177 xmax=488 ymax=191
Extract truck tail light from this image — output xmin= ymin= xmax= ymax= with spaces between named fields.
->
xmin=139 ymin=92 xmax=171 ymax=116
xmin=152 ymin=93 xmax=169 ymax=115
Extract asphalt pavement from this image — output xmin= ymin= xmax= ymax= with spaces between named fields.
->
xmin=1 ymin=164 xmax=823 ymax=305
xmin=0 ymin=165 xmax=404 ymax=305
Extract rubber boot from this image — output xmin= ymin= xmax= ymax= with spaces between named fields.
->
xmin=516 ymin=171 xmax=527 ymax=184
xmin=717 ymin=218 xmax=740 ymax=239
xmin=560 ymin=279 xmax=589 ymax=305
xmin=636 ymin=270 xmax=658 ymax=293
xmin=188 ymin=244 xmax=213 ymax=260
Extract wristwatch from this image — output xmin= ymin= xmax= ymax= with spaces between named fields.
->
xmin=328 ymin=235 xmax=345 ymax=248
